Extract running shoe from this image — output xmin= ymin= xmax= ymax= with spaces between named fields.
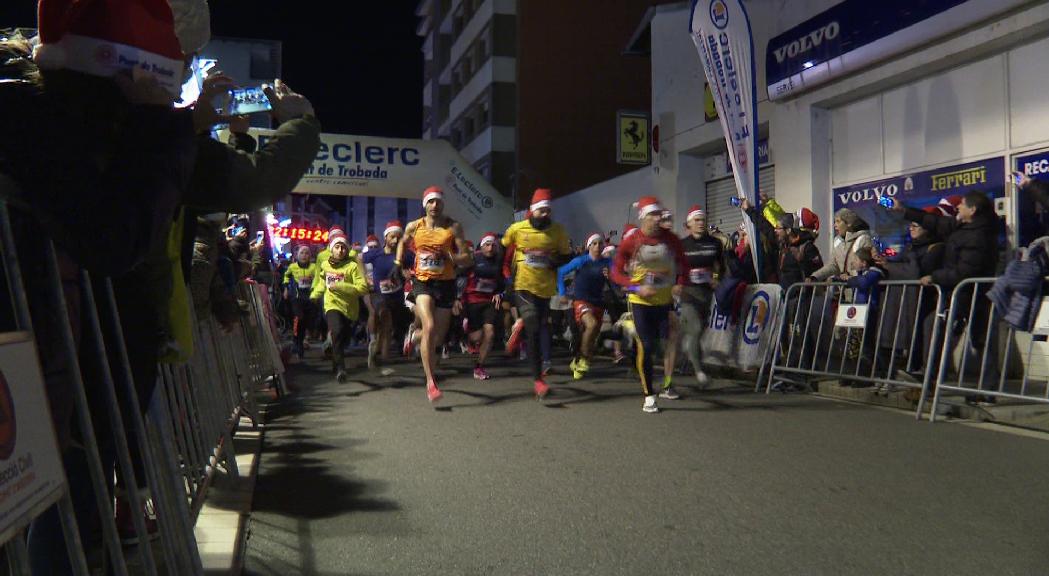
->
xmin=441 ymin=345 xmax=450 ymax=360
xmin=427 ymin=379 xmax=443 ymax=403
xmin=336 ymin=369 xmax=348 ymax=383
xmin=292 ymin=342 xmax=304 ymax=359
xmin=403 ymin=325 xmax=416 ymax=357
xmin=506 ymin=318 xmax=525 ymax=355
xmin=541 ymin=360 xmax=552 ymax=377
xmin=569 ymin=358 xmax=579 ymax=373
xmin=613 ymin=351 xmax=626 ymax=364
xmin=642 ymin=395 xmax=660 ymax=413
xmin=367 ymin=339 xmax=378 ymax=370
xmin=473 ymin=366 xmax=490 ymax=380
xmin=659 ymin=386 xmax=680 ymax=400
xmin=577 ymin=358 xmax=590 ymax=373
xmin=534 ymin=379 xmax=550 ymax=400
xmin=695 ymin=369 xmax=710 ymax=389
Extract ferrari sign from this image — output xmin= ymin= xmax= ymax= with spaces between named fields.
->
xmin=617 ymin=111 xmax=650 ymax=165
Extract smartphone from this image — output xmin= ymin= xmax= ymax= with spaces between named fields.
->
xmin=1012 ymin=171 xmax=1025 ymax=187
xmin=255 ymin=231 xmax=265 ymax=243
xmin=878 ymin=196 xmax=895 ymax=209
xmin=730 ymin=197 xmax=742 ymax=207
xmin=226 ymin=86 xmax=272 ymax=116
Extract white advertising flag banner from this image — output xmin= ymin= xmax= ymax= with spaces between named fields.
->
xmin=690 ymin=0 xmax=761 ymax=277
xmin=701 ymin=284 xmax=782 ymax=371
xmin=0 ymin=334 xmax=66 ymax=544
xmin=236 ymin=130 xmax=515 ymax=241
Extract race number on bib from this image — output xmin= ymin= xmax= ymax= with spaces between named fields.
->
xmin=644 ymin=271 xmax=670 ymax=287
xmin=379 ymin=279 xmax=399 ymax=294
xmin=689 ymin=267 xmax=713 ymax=285
xmin=523 ymin=250 xmax=550 ymax=269
xmin=418 ymin=251 xmax=446 ymax=273
xmin=325 ymin=273 xmax=344 ymax=288
xmin=475 ymin=278 xmax=498 ymax=293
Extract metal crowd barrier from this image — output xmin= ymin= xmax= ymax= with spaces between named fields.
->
xmin=0 ymin=201 xmax=284 ymax=575
xmin=764 ymin=280 xmax=945 ymax=419
xmin=930 ymin=277 xmax=1049 ymax=422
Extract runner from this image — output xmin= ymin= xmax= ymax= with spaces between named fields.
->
xmin=362 ymin=221 xmax=413 ymax=368
xmin=310 ymin=229 xmax=368 ymax=382
xmin=463 ymin=232 xmax=505 ymax=380
xmin=501 ymin=188 xmax=572 ymax=400
xmin=611 ymin=196 xmax=688 ymax=413
xmin=557 ymin=232 xmax=611 ymax=380
xmin=678 ymin=205 xmax=725 ymax=390
xmin=392 ymin=186 xmax=471 ymax=403
xmin=283 ymin=245 xmax=319 ymax=359
xmin=362 ymin=234 xmax=381 ymax=367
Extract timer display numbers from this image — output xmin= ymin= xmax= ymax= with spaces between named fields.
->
xmin=272 ymin=227 xmax=330 ymax=243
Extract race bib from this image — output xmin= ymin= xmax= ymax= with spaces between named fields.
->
xmin=644 ymin=271 xmax=670 ymax=287
xmin=523 ymin=250 xmax=551 ymax=269
xmin=325 ymin=273 xmax=343 ymax=288
xmin=297 ymin=278 xmax=312 ymax=289
xmin=418 ymin=251 xmax=446 ymax=273
xmin=379 ymin=279 xmax=399 ymax=294
xmin=689 ymin=267 xmax=713 ymax=285
xmin=475 ymin=278 xmax=498 ymax=293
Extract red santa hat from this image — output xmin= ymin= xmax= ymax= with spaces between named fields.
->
xmin=479 ymin=232 xmax=497 ymax=246
xmin=795 ymin=208 xmax=820 ymax=233
xmin=33 ymin=0 xmax=188 ymax=98
xmin=622 ymin=224 xmax=639 ymax=240
xmin=636 ymin=196 xmax=663 ymax=219
xmin=328 ymin=229 xmax=348 ymax=251
xmin=585 ymin=233 xmax=603 ymax=249
xmin=366 ymin=234 xmax=379 ymax=247
xmin=423 ymin=185 xmax=443 ymax=205
xmin=601 ymin=245 xmax=616 ymax=258
xmin=686 ymin=205 xmax=705 ymax=222
xmin=530 ymin=188 xmax=552 ymax=212
xmin=383 ymin=220 xmax=403 ymax=238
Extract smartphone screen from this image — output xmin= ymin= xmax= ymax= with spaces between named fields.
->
xmin=227 ymin=86 xmax=273 ymax=116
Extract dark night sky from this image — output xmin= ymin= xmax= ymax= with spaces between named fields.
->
xmin=1 ymin=2 xmax=424 ymax=138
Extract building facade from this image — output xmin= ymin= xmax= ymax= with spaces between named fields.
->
xmin=552 ymin=0 xmax=1049 ymax=256
xmin=417 ymin=0 xmax=656 ymax=208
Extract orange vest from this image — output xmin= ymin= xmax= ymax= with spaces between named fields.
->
xmin=411 ymin=217 xmax=456 ymax=281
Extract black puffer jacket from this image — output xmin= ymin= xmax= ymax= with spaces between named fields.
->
xmin=777 ymin=231 xmax=823 ymax=291
xmin=903 ymin=207 xmax=999 ymax=288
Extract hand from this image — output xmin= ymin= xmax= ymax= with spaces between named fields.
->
xmin=740 ymin=198 xmax=753 ymax=212
xmin=804 ymin=276 xmax=814 ymax=284
xmin=452 ymin=299 xmax=463 ymax=315
xmin=387 ymin=263 xmax=402 ymax=282
xmin=672 ymin=285 xmax=683 ymax=298
xmin=229 ymin=114 xmax=251 ymax=134
xmin=114 ymin=71 xmax=173 ymax=107
xmin=191 ymin=72 xmax=235 ymax=133
xmin=919 ymin=275 xmax=934 ymax=286
xmin=1011 ymin=171 xmax=1032 ymax=189
xmin=492 ymin=294 xmax=502 ymax=308
xmin=637 ymin=285 xmax=658 ymax=299
xmin=759 ymin=191 xmax=769 ymax=204
xmin=837 ymin=273 xmax=849 ymax=281
xmin=264 ymin=79 xmax=316 ymax=124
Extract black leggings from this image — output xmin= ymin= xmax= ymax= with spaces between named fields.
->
xmin=630 ymin=302 xmax=670 ymax=396
xmin=291 ymin=297 xmax=314 ymax=348
xmin=514 ymin=291 xmax=550 ymax=380
xmin=326 ymin=310 xmax=353 ymax=372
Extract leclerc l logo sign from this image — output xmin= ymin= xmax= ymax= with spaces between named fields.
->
xmin=689 ymin=0 xmax=762 ymax=281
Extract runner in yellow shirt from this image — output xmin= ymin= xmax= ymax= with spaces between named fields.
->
xmin=501 ymin=188 xmax=572 ymax=399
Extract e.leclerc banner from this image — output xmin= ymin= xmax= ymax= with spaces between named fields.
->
xmin=690 ymin=0 xmax=762 ymax=280
xmin=227 ymin=130 xmax=514 ymax=243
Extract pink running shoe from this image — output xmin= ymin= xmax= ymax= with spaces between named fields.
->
xmin=403 ymin=325 xmax=416 ymax=357
xmin=473 ymin=366 xmax=490 ymax=380
xmin=506 ymin=318 xmax=525 ymax=356
xmin=534 ymin=379 xmax=550 ymax=400
xmin=427 ymin=379 xmax=443 ymax=403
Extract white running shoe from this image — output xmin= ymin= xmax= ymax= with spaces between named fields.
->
xmin=695 ymin=370 xmax=710 ymax=389
xmin=441 ymin=346 xmax=450 ymax=360
xmin=367 ymin=339 xmax=378 ymax=370
xmin=643 ymin=395 xmax=660 ymax=413
xmin=659 ymin=386 xmax=680 ymax=400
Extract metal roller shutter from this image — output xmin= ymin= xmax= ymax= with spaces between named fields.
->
xmin=705 ymin=165 xmax=775 ymax=235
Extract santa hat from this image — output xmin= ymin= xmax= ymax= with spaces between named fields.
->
xmin=585 ymin=233 xmax=603 ymax=249
xmin=622 ymin=224 xmax=639 ymax=240
xmin=423 ymin=185 xmax=443 ymax=205
xmin=937 ymin=195 xmax=962 ymax=217
xmin=366 ymin=234 xmax=379 ymax=248
xmin=530 ymin=188 xmax=552 ymax=212
xmin=328 ymin=229 xmax=348 ymax=251
xmin=795 ymin=208 xmax=820 ymax=233
xmin=383 ymin=220 xmax=403 ymax=238
xmin=601 ymin=245 xmax=616 ymax=258
xmin=636 ymin=196 xmax=663 ymax=219
xmin=922 ymin=206 xmax=941 ymax=216
xmin=33 ymin=0 xmax=188 ymax=97
xmin=686 ymin=205 xmax=705 ymax=222
xmin=480 ymin=232 xmax=497 ymax=246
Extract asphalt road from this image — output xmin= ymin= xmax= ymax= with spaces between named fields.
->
xmin=243 ymin=348 xmax=1049 ymax=576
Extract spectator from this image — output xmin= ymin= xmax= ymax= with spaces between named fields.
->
xmin=740 ymin=197 xmax=823 ymax=290
xmin=843 ymin=246 xmax=886 ymax=390
xmin=809 ymin=208 xmax=873 ymax=282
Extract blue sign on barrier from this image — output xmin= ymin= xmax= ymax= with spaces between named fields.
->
xmin=1014 ymin=150 xmax=1049 ymax=248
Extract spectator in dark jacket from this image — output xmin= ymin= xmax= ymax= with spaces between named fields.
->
xmin=740 ymin=197 xmax=823 ymax=290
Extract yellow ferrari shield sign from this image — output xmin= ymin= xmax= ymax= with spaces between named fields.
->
xmin=617 ymin=111 xmax=650 ymax=165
